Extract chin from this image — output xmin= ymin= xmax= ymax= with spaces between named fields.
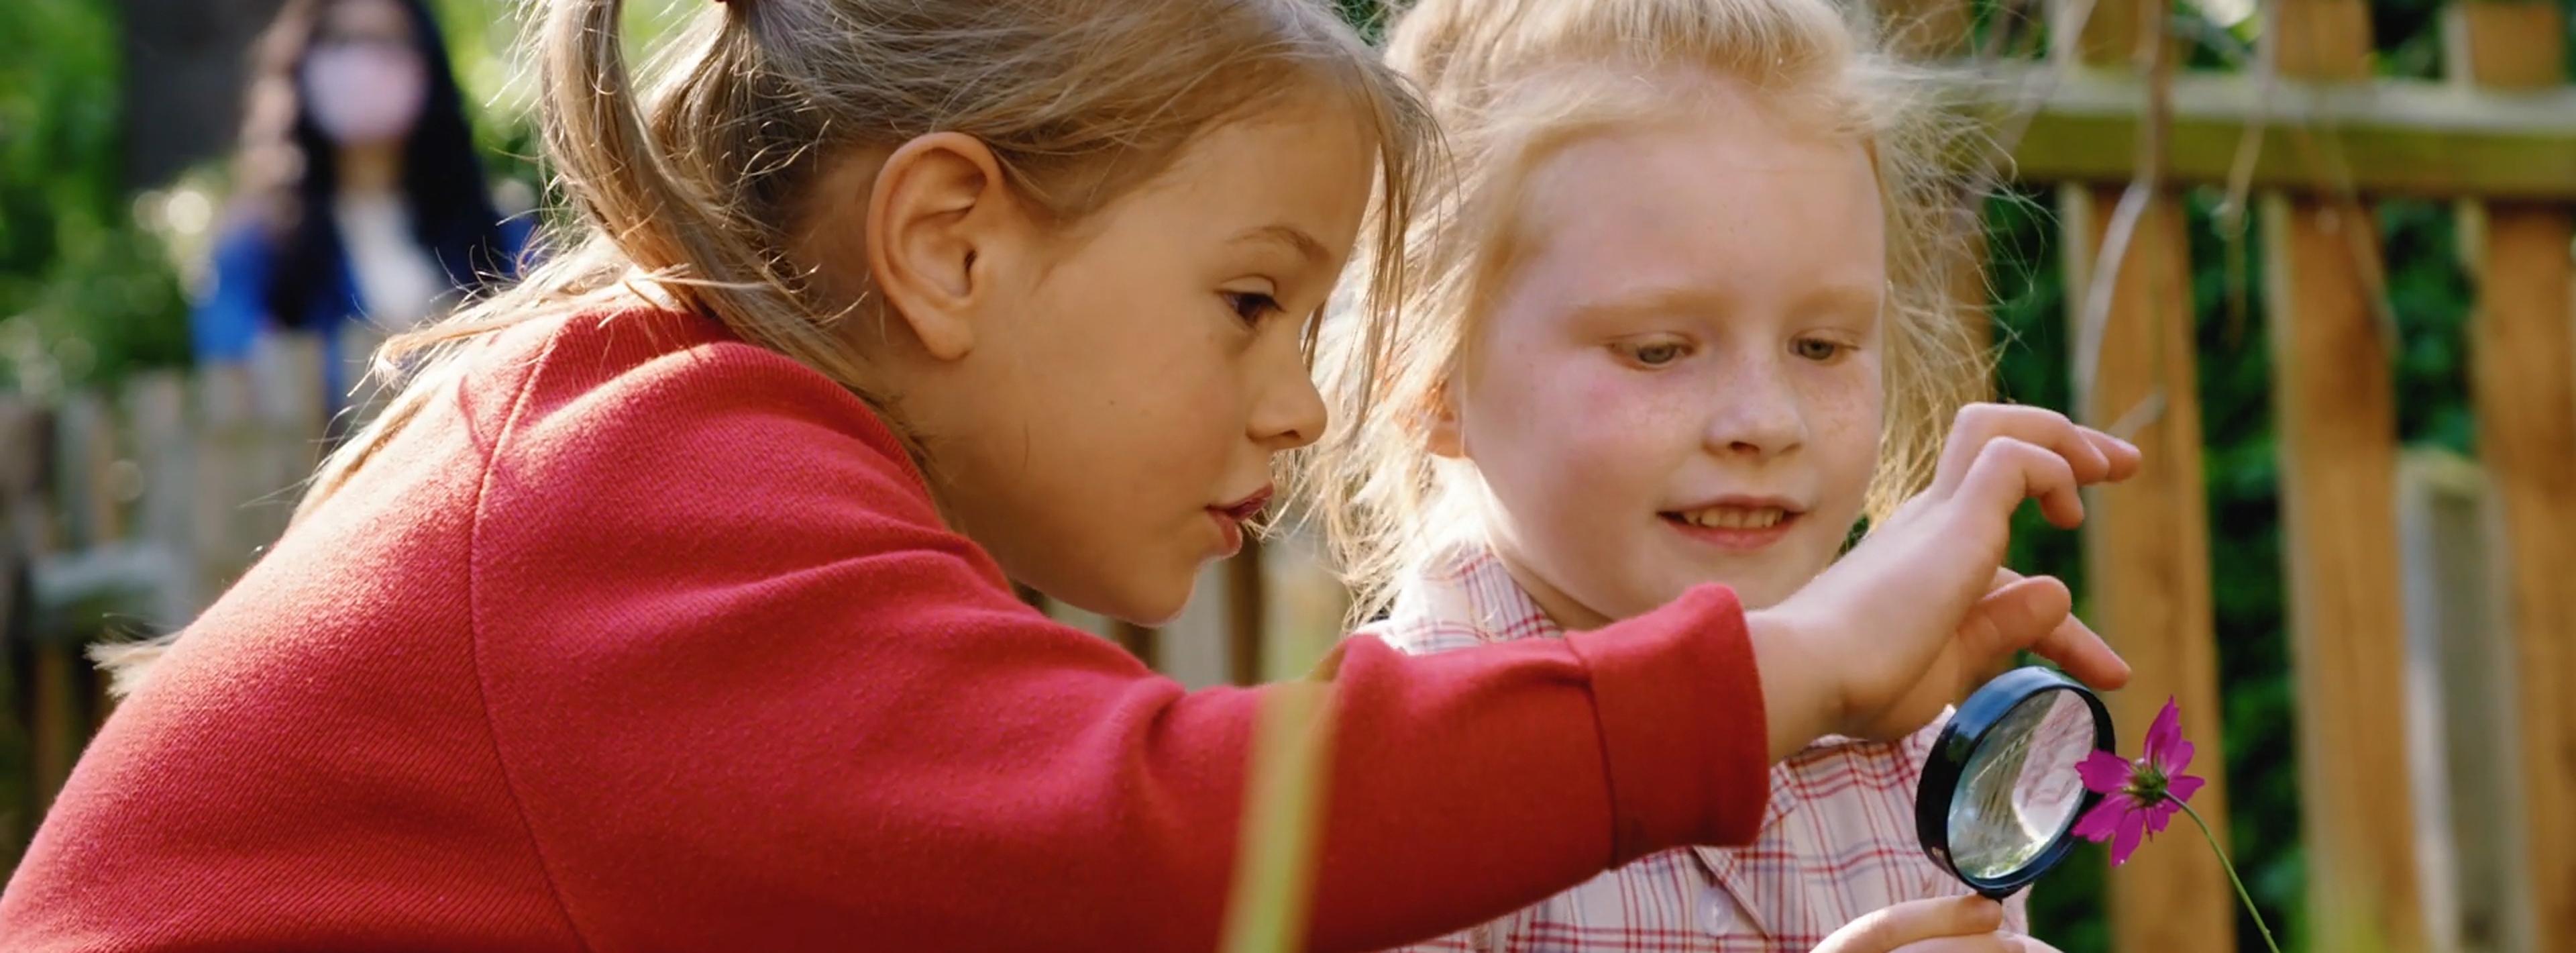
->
xmin=1108 ymin=599 xmax=1189 ymax=629
xmin=1093 ymin=570 xmax=1196 ymax=628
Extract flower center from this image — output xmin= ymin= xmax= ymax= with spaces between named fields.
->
xmin=2124 ymin=756 xmax=2171 ymax=804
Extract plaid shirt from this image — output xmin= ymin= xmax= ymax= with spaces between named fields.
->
xmin=1358 ymin=548 xmax=2029 ymax=952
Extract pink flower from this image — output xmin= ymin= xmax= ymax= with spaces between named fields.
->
xmin=2075 ymin=697 xmax=2279 ymax=952
xmin=2072 ymin=695 xmax=2206 ymax=866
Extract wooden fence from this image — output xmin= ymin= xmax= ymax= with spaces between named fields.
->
xmin=1889 ymin=0 xmax=2573 ymax=950
xmin=2 ymin=332 xmax=335 ymax=854
xmin=5 ymin=1 xmax=2573 ymax=950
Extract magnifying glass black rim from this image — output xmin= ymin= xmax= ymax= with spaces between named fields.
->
xmin=1915 ymin=666 xmax=2116 ymax=899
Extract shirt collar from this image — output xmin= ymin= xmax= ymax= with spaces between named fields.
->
xmin=1389 ymin=544 xmax=1890 ymax=757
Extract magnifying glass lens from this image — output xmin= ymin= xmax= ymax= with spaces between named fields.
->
xmin=1945 ymin=690 xmax=2095 ymax=881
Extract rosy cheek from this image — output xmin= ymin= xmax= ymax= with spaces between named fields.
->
xmin=1567 ymin=365 xmax=1631 ymax=413
xmin=1810 ymin=387 xmax=1876 ymax=438
xmin=1829 ymin=365 xmax=1886 ymax=436
xmin=1558 ymin=368 xmax=1679 ymax=456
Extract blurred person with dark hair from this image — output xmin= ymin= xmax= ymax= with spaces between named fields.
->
xmin=194 ymin=0 xmax=533 ymax=428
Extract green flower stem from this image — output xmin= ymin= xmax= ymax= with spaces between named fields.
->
xmin=2175 ymin=801 xmax=2282 ymax=953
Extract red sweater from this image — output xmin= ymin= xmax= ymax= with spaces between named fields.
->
xmin=0 ymin=309 xmax=1770 ymax=952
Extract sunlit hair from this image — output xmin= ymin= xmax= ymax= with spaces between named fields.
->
xmin=1301 ymin=0 xmax=1993 ymax=619
xmin=100 ymin=0 xmax=1435 ymax=692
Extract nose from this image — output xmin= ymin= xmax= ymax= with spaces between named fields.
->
xmin=1703 ymin=354 xmax=1807 ymax=458
xmin=1249 ymin=332 xmax=1328 ymax=452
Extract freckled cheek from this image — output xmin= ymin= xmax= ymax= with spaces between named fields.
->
xmin=1800 ymin=364 xmax=1887 ymax=495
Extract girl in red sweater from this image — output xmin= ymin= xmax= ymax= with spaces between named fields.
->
xmin=0 ymin=0 xmax=2133 ymax=950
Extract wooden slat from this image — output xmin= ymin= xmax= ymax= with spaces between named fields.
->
xmin=52 ymin=394 xmax=120 ymax=551
xmin=188 ymin=332 xmax=328 ymax=594
xmin=126 ymin=373 xmax=197 ymax=625
xmin=2050 ymin=0 xmax=2186 ymax=66
xmin=1964 ymin=70 xmax=2576 ymax=200
xmin=1113 ymin=621 xmax=1161 ymax=672
xmin=2261 ymin=4 xmax=2424 ymax=947
xmin=27 ymin=644 xmax=78 ymax=814
xmin=1874 ymin=0 xmax=1996 ymax=371
xmin=1873 ymin=0 xmax=1973 ymax=58
xmin=1952 ymin=233 xmax=1994 ymax=387
xmin=0 ymin=399 xmax=36 ymax=627
xmin=2064 ymin=185 xmax=2238 ymax=953
xmin=190 ymin=363 xmax=257 ymax=589
xmin=1227 ymin=540 xmax=1265 ymax=685
xmin=2264 ymin=189 xmax=2428 ymax=952
xmin=0 ymin=399 xmax=40 ymax=519
xmin=1258 ymin=532 xmax=1356 ymax=679
xmin=0 ymin=398 xmax=36 ymax=860
xmin=256 ymin=331 xmax=329 ymax=543
xmin=1012 ymin=582 xmax=1051 ymax=614
xmin=2453 ymin=6 xmax=2576 ymax=950
xmin=2271 ymin=0 xmax=2371 ymax=81
xmin=2394 ymin=454 xmax=2528 ymax=953
xmin=2050 ymin=0 xmax=2237 ymax=947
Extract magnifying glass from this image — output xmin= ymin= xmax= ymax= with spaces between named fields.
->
xmin=1915 ymin=666 xmax=2114 ymax=899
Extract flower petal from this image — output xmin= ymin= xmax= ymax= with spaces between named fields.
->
xmin=2167 ymin=773 xmax=2206 ymax=805
xmin=2110 ymin=807 xmax=2146 ymax=866
xmin=2078 ymin=750 xmax=2134 ymax=795
xmin=2145 ymin=696 xmax=2185 ymax=769
xmin=2155 ymin=738 xmax=2197 ymax=779
xmin=2144 ymin=799 xmax=2180 ymax=836
xmin=2072 ymin=797 xmax=2131 ymax=842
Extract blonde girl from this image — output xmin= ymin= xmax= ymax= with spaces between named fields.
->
xmin=1310 ymin=0 xmax=2095 ymax=949
xmin=0 ymin=0 xmax=2131 ymax=950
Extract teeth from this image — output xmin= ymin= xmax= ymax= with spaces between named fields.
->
xmin=1677 ymin=507 xmax=1786 ymax=530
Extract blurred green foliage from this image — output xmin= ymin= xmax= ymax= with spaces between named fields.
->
xmin=0 ymin=0 xmax=574 ymax=401
xmin=0 ymin=0 xmax=191 ymax=397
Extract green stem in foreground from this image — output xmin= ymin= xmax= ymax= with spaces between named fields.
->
xmin=2176 ymin=801 xmax=2283 ymax=953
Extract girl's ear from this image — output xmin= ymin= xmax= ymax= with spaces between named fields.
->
xmin=1423 ymin=379 xmax=1467 ymax=459
xmin=864 ymin=132 xmax=1026 ymax=362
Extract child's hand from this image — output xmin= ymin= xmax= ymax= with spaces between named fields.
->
xmin=1750 ymin=405 xmax=2141 ymax=756
xmin=1815 ymin=896 xmax=2059 ymax=953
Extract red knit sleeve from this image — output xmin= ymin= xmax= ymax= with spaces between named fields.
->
xmin=465 ymin=336 xmax=1770 ymax=952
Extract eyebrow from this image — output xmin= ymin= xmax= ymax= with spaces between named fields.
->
xmin=1572 ymin=284 xmax=1734 ymax=323
xmin=1572 ymin=279 xmax=1884 ymax=324
xmin=1233 ymin=224 xmax=1334 ymax=270
xmin=1793 ymin=281 xmax=1887 ymax=318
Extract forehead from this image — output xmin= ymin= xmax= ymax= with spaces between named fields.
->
xmin=1098 ymin=93 xmax=1380 ymax=255
xmin=1504 ymin=97 xmax=1886 ymax=313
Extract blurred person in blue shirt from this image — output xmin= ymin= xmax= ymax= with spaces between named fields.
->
xmin=194 ymin=0 xmax=533 ymax=432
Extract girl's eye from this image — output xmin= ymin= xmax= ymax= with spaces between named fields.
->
xmin=1617 ymin=339 xmax=1690 ymax=368
xmin=1222 ymin=291 xmax=1282 ymax=325
xmin=1792 ymin=338 xmax=1851 ymax=362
